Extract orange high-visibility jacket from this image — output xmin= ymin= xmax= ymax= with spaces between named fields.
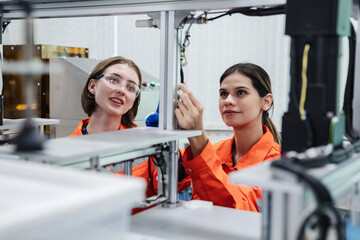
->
xmin=69 ymin=118 xmax=191 ymax=199
xmin=181 ymin=125 xmax=281 ymax=212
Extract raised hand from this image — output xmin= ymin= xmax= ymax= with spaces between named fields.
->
xmin=175 ymin=83 xmax=208 ymax=157
xmin=175 ymin=83 xmax=204 ymax=131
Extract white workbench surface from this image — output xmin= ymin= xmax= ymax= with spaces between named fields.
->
xmin=0 ymin=127 xmax=200 ymax=167
xmin=128 ymin=202 xmax=260 ymax=240
xmin=0 ymin=118 xmax=59 ymax=131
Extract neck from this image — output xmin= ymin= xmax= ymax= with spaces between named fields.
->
xmin=232 ymin=120 xmax=264 ymax=166
xmin=87 ymin=111 xmax=122 ymax=134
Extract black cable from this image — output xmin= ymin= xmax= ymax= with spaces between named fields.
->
xmin=271 ymin=159 xmax=345 ymax=240
xmin=180 ymin=63 xmax=184 ymax=83
xmin=229 ymin=5 xmax=286 ymax=17
xmin=208 ymin=5 xmax=285 ymax=21
xmin=343 ymin=22 xmax=359 ymax=142
xmin=180 ymin=6 xmax=285 ymax=82
xmin=144 ymin=152 xmax=170 ymax=204
xmin=181 ymin=12 xmax=206 ymax=54
xmin=297 ymin=204 xmax=345 ymax=240
xmin=151 ymin=153 xmax=166 ymax=198
xmin=2 ymin=20 xmax=11 ymax=34
xmin=179 ymin=5 xmax=285 ymax=90
xmin=272 ymin=160 xmax=332 ymax=203
xmin=207 ymin=12 xmax=229 ymax=21
xmin=179 ymin=12 xmax=207 ymax=84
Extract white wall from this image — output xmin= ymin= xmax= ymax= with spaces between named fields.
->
xmin=182 ymin=14 xmax=291 ymax=132
xmin=3 ymin=15 xmax=161 ymax=77
xmin=3 ymin=13 xmax=291 ymax=140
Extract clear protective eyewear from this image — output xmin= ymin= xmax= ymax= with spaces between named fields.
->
xmin=96 ymin=74 xmax=140 ymax=97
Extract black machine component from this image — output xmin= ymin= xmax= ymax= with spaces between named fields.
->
xmin=282 ymin=0 xmax=352 ymax=153
xmin=271 ymin=159 xmax=346 ymax=240
xmin=343 ymin=23 xmax=360 ymax=142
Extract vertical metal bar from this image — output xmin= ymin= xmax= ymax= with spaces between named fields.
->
xmin=159 ymin=11 xmax=168 ymax=131
xmin=159 ymin=10 xmax=179 ymax=131
xmin=271 ymin=192 xmax=285 ymax=240
xmin=38 ymin=125 xmax=44 ymax=136
xmin=353 ymin=4 xmax=360 ymax=134
xmin=351 ymin=182 xmax=360 ymax=226
xmin=90 ymin=156 xmax=99 ymax=170
xmin=158 ymin=11 xmax=168 ymax=196
xmin=50 ymin=125 xmax=56 ymax=138
xmin=261 ymin=191 xmax=271 ymax=240
xmin=0 ymin=15 xmax=3 ymax=126
xmin=13 ymin=3 xmax=45 ymax=151
xmin=157 ymin=160 xmax=164 ymax=197
xmin=159 ymin=10 xmax=182 ymax=207
xmin=287 ymin=189 xmax=304 ymax=240
xmin=124 ymin=160 xmax=132 ymax=176
xmin=167 ymin=140 xmax=179 ymax=206
xmin=23 ymin=5 xmax=36 ymax=119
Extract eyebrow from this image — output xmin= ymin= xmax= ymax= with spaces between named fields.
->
xmin=219 ymin=86 xmax=250 ymax=91
xmin=107 ymin=72 xmax=138 ymax=85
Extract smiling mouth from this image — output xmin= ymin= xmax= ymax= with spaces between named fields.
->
xmin=110 ymin=97 xmax=124 ymax=105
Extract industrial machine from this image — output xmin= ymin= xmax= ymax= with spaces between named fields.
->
xmin=0 ymin=0 xmax=359 ymax=240
xmin=230 ymin=1 xmax=360 ymax=240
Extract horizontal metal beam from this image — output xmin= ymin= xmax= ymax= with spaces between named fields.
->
xmin=1 ymin=0 xmax=285 ymax=19
xmin=322 ymin=153 xmax=360 ymax=202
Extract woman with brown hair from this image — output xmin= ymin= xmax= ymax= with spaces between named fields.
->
xmin=176 ymin=63 xmax=281 ymax=212
xmin=69 ymin=56 xmax=191 ymax=211
xmin=69 ymin=56 xmax=141 ymax=136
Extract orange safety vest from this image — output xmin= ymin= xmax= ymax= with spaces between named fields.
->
xmin=181 ymin=125 xmax=281 ymax=212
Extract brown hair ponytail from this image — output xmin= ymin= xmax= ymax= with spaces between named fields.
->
xmin=262 ymin=111 xmax=281 ymax=145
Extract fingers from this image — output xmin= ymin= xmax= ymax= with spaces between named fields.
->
xmin=177 ymin=100 xmax=189 ymax=115
xmin=175 ymin=105 xmax=191 ymax=130
xmin=174 ymin=108 xmax=184 ymax=124
xmin=175 ymin=83 xmax=204 ymax=131
xmin=178 ymin=83 xmax=202 ymax=108
xmin=177 ymin=83 xmax=204 ymax=115
xmin=178 ymin=93 xmax=192 ymax=111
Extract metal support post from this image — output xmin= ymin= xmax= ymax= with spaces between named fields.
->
xmin=90 ymin=156 xmax=99 ymax=170
xmin=124 ymin=160 xmax=133 ymax=176
xmin=11 ymin=1 xmax=45 ymax=151
xmin=167 ymin=140 xmax=179 ymax=206
xmin=0 ymin=15 xmax=3 ymax=126
xmin=158 ymin=10 xmax=183 ymax=206
xmin=159 ymin=10 xmax=179 ymax=131
xmin=261 ymin=191 xmax=271 ymax=240
xmin=353 ymin=2 xmax=360 ymax=134
xmin=261 ymin=183 xmax=305 ymax=240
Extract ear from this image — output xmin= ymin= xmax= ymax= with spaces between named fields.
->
xmin=262 ymin=93 xmax=273 ymax=111
xmin=88 ymin=79 xmax=96 ymax=95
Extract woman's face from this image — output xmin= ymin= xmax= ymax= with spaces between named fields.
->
xmin=218 ymin=72 xmax=272 ymax=129
xmin=88 ymin=63 xmax=140 ymax=118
